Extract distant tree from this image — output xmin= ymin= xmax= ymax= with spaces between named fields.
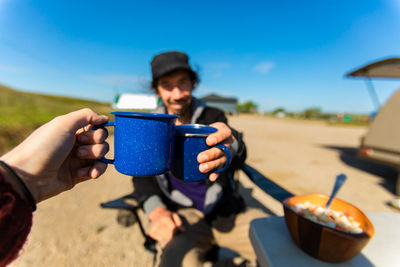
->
xmin=237 ymin=101 xmax=258 ymax=113
xmin=303 ymin=107 xmax=322 ymax=119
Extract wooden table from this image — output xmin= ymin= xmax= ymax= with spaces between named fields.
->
xmin=249 ymin=212 xmax=400 ymax=267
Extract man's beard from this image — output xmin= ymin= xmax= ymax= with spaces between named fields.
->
xmin=167 ymin=98 xmax=192 ymax=116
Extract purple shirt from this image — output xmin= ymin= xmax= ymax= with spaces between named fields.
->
xmin=168 ymin=173 xmax=207 ymax=212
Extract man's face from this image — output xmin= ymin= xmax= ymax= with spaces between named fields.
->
xmin=157 ymin=70 xmax=193 ymax=116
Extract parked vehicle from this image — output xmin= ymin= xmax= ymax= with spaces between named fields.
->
xmin=346 ymin=57 xmax=400 ymax=195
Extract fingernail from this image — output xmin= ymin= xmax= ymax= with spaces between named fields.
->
xmin=209 ymin=174 xmax=216 ymax=182
xmin=209 ymin=137 xmax=217 ymax=145
xmin=199 ymin=163 xmax=208 ymax=172
xmin=91 ymin=169 xmax=99 ymax=179
xmin=100 ymin=115 xmax=108 ymax=122
xmin=199 ymin=154 xmax=208 ymax=162
xmin=95 ymin=115 xmax=108 ymax=121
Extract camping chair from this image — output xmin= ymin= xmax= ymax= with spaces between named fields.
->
xmin=101 ymin=194 xmax=237 ymax=264
xmin=100 ymin=163 xmax=294 ymax=264
xmin=100 ymin=171 xmax=241 ymax=263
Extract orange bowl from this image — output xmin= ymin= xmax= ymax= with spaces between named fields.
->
xmin=283 ymin=194 xmax=374 ymax=263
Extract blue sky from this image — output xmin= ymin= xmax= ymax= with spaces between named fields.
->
xmin=0 ymin=0 xmax=399 ymax=114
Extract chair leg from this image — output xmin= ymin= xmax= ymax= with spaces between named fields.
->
xmin=100 ymin=195 xmax=157 ymax=254
xmin=117 ymin=209 xmax=137 ymax=227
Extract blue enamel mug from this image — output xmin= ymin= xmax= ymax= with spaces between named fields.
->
xmin=171 ymin=124 xmax=232 ymax=182
xmin=93 ymin=111 xmax=178 ymax=176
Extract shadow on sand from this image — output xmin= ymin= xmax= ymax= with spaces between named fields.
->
xmin=323 ymin=145 xmax=398 ymax=195
xmin=241 ymin=164 xmax=294 ymax=202
xmin=238 ymin=164 xmax=294 ymax=216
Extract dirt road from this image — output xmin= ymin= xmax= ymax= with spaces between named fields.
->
xmin=10 ymin=115 xmax=398 ymax=267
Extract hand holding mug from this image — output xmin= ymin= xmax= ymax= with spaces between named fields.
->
xmin=172 ymin=124 xmax=232 ymax=182
xmin=0 ymin=108 xmax=109 ymax=203
xmin=197 ymin=122 xmax=234 ymax=181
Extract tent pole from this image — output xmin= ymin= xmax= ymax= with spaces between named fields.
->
xmin=365 ymin=78 xmax=380 ymax=110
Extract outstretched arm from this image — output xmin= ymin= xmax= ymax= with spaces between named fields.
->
xmin=0 ymin=108 xmax=110 ymax=203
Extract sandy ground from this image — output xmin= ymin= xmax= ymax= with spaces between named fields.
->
xmin=10 ymin=115 xmax=399 ymax=267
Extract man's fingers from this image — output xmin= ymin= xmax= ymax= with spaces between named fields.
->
xmin=197 ymin=147 xmax=225 ymax=163
xmin=152 ymin=214 xmax=177 ymax=233
xmin=207 ymin=122 xmax=232 ymax=146
xmin=198 ymin=146 xmax=229 ymax=173
xmin=172 ymin=212 xmax=184 ymax=230
xmin=209 ymin=173 xmax=220 ymax=182
xmin=149 ymin=212 xmax=184 ymax=242
xmin=150 ymin=218 xmax=178 ymax=242
xmin=199 ymin=156 xmax=227 ymax=173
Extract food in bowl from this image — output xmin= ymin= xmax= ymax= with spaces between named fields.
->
xmin=290 ymin=201 xmax=363 ymax=234
xmin=283 ymin=194 xmax=374 ymax=263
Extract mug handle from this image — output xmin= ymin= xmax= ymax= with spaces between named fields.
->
xmin=212 ymin=144 xmax=232 ymax=173
xmin=91 ymin=122 xmax=115 ymax=164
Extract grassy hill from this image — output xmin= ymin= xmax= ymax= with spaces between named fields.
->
xmin=0 ymin=84 xmax=112 ymax=154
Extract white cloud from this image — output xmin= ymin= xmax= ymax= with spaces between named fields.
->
xmin=253 ymin=61 xmax=276 ymax=75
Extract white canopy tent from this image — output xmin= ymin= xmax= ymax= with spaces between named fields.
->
xmin=346 ymin=57 xmax=400 ymax=196
xmin=346 ymin=57 xmax=400 ymax=110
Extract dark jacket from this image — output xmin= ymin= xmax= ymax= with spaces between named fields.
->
xmin=132 ymin=98 xmax=246 ymax=221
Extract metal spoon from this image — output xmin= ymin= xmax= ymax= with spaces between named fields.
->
xmin=325 ymin=173 xmax=347 ymax=209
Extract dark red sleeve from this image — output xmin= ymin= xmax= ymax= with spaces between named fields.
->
xmin=0 ymin=173 xmax=33 ymax=266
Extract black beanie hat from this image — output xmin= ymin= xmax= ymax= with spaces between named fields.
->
xmin=151 ymin=51 xmax=195 ymax=80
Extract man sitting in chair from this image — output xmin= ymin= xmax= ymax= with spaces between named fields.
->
xmin=132 ymin=51 xmax=266 ymax=266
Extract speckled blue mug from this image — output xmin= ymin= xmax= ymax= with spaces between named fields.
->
xmin=171 ymin=124 xmax=231 ymax=182
xmin=93 ymin=111 xmax=178 ymax=176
